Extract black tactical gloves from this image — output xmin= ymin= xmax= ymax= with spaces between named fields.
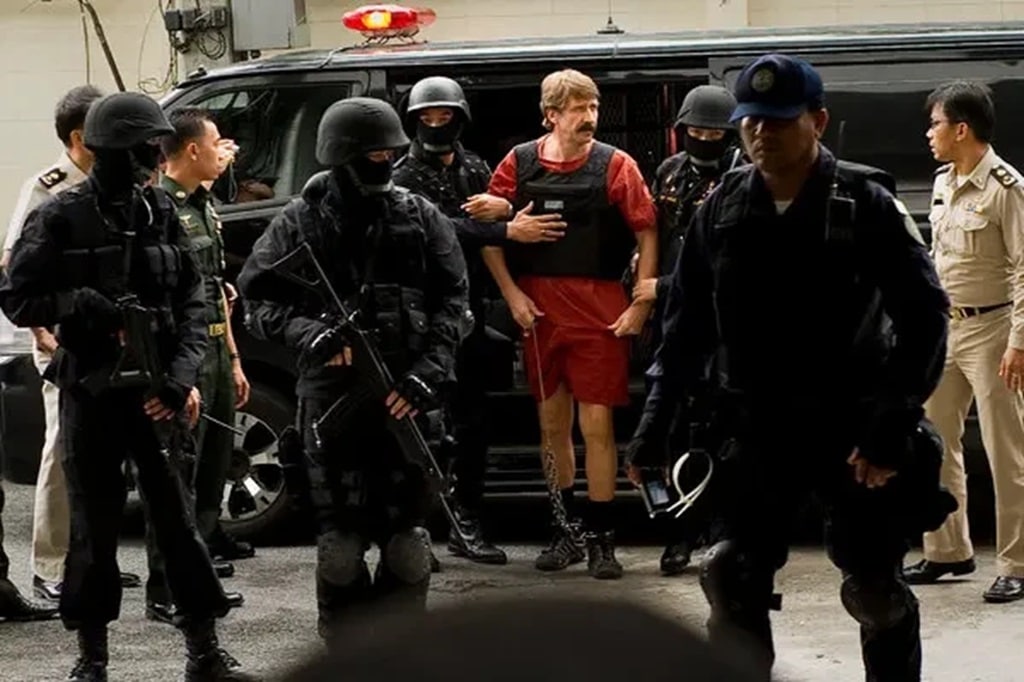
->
xmin=153 ymin=377 xmax=190 ymax=412
xmin=856 ymin=405 xmax=925 ymax=470
xmin=396 ymin=372 xmax=438 ymax=413
xmin=300 ymin=324 xmax=348 ymax=372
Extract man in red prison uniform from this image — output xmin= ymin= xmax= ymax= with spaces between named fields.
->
xmin=468 ymin=69 xmax=657 ymax=580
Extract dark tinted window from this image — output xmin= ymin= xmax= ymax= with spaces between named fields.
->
xmin=176 ymin=83 xmax=353 ymax=205
xmin=724 ymin=60 xmax=1024 ymax=215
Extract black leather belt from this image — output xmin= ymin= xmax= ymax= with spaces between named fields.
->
xmin=950 ymin=301 xmax=1011 ymax=321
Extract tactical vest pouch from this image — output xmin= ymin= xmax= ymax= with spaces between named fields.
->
xmin=141 ymin=244 xmax=183 ymax=291
xmin=61 ymin=245 xmax=125 ymax=291
xmin=404 ymin=288 xmax=429 ymax=359
xmin=366 ymin=284 xmax=428 ymax=371
xmin=381 ymin=221 xmax=429 ymax=276
xmin=371 ymin=284 xmax=404 ymax=362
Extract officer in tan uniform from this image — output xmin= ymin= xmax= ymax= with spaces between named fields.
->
xmin=903 ymin=80 xmax=1024 ymax=603
xmin=2 ymin=85 xmax=142 ymax=601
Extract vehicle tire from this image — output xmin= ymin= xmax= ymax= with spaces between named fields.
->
xmin=219 ymin=381 xmax=299 ymax=543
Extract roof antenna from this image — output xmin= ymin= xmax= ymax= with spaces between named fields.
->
xmin=597 ymin=0 xmax=624 ymax=34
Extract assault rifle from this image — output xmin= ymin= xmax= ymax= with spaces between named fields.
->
xmin=95 ymin=294 xmax=180 ymax=455
xmin=267 ymin=241 xmax=469 ymax=544
xmin=103 ymin=295 xmax=240 ymax=435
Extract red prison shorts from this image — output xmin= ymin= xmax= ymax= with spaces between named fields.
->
xmin=521 ymin=319 xmax=630 ymax=407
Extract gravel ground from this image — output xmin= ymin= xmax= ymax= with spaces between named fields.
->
xmin=1 ymin=481 xmax=1022 ymax=681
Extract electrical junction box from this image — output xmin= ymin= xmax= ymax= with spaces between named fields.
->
xmin=231 ymin=0 xmax=310 ymax=51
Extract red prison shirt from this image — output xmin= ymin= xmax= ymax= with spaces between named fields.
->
xmin=487 ymin=135 xmax=657 ymax=330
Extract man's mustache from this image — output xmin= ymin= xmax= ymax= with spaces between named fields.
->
xmin=577 ymin=123 xmax=596 ymax=132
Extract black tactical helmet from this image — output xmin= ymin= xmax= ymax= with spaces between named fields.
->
xmin=406 ymin=76 xmax=472 ymax=122
xmin=316 ymin=97 xmax=410 ymax=166
xmin=675 ymin=85 xmax=738 ymax=130
xmin=83 ymin=92 xmax=175 ymax=151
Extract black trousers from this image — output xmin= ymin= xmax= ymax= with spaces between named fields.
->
xmin=0 ymin=482 xmax=8 ymax=582
xmin=449 ymin=326 xmax=491 ymax=512
xmin=702 ymin=418 xmax=921 ymax=681
xmin=142 ymin=430 xmax=199 ymax=605
xmin=59 ymin=386 xmax=227 ymax=629
xmin=642 ymin=375 xmax=712 ymax=550
xmin=299 ymin=394 xmax=432 ymax=637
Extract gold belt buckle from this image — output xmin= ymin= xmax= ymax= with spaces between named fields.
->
xmin=950 ymin=308 xmax=966 ymax=321
xmin=209 ymin=322 xmax=226 ymax=337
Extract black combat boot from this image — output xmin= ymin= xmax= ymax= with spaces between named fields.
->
xmin=534 ymin=520 xmax=585 ymax=572
xmin=183 ymin=619 xmax=257 ymax=681
xmin=208 ymin=526 xmax=255 ymax=562
xmin=660 ymin=541 xmax=693 ymax=576
xmin=66 ymin=625 xmax=108 ymax=681
xmin=447 ymin=504 xmax=507 ymax=565
xmin=586 ymin=530 xmax=623 ymax=580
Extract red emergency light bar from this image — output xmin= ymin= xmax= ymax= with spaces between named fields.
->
xmin=342 ymin=5 xmax=436 ymax=39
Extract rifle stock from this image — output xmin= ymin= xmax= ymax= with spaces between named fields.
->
xmin=268 ymin=242 xmax=467 ymax=539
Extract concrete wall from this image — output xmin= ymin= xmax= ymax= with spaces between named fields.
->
xmin=2 ymin=0 xmax=1023 ymax=225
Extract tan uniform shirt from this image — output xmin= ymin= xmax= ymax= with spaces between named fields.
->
xmin=3 ymin=151 xmax=89 ymax=255
xmin=930 ymin=146 xmax=1024 ymax=349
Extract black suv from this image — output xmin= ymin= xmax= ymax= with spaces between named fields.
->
xmin=2 ymin=21 xmax=1016 ymax=541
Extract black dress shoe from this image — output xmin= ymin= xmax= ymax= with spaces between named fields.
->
xmin=984 ymin=576 xmax=1024 ymax=603
xmin=209 ymin=528 xmax=255 ymax=562
xmin=120 ymin=572 xmax=142 ymax=588
xmin=147 ymin=592 xmax=245 ymax=625
xmin=903 ymin=558 xmax=976 ymax=584
xmin=659 ymin=542 xmax=692 ymax=576
xmin=225 ymin=591 xmax=244 ymax=609
xmin=214 ymin=561 xmax=235 ymax=579
xmin=145 ymin=600 xmax=178 ymax=625
xmin=67 ymin=658 xmax=108 ymax=681
xmin=447 ymin=511 xmax=507 ymax=565
xmin=32 ymin=575 xmax=61 ymax=601
xmin=0 ymin=579 xmax=59 ymax=621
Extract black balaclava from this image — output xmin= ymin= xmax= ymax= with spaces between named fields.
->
xmin=330 ymin=155 xmax=394 ymax=223
xmin=416 ymin=119 xmax=463 ymax=155
xmin=682 ymin=129 xmax=734 ymax=173
xmin=91 ymin=141 xmax=161 ymax=197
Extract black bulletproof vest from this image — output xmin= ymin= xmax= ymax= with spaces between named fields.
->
xmin=506 ymin=140 xmax=633 ymax=280
xmin=51 ymin=182 xmax=185 ymax=363
xmin=307 ymin=180 xmax=431 ymax=372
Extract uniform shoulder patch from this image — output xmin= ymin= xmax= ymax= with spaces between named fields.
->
xmin=991 ymin=165 xmax=1019 ymax=189
xmin=893 ymin=198 xmax=926 ymax=246
xmin=38 ymin=167 xmax=67 ymax=190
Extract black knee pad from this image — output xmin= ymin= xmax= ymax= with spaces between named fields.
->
xmin=381 ymin=527 xmax=432 ymax=584
xmin=316 ymin=530 xmax=368 ymax=586
xmin=840 ymin=574 xmax=915 ymax=630
xmin=700 ymin=540 xmax=781 ymax=612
